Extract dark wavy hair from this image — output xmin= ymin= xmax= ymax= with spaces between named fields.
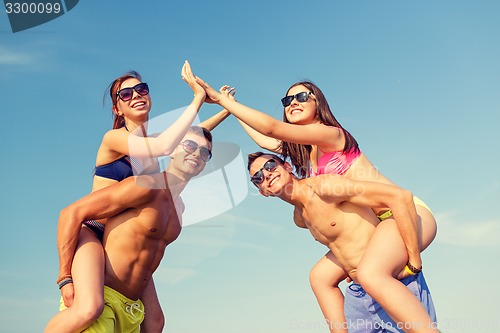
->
xmin=280 ymin=81 xmax=359 ymax=178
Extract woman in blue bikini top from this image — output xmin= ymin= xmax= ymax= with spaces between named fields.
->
xmin=46 ymin=61 xmax=227 ymax=333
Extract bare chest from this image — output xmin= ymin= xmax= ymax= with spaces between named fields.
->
xmin=141 ymin=194 xmax=182 ymax=244
xmin=300 ymin=199 xmax=343 ymax=246
xmin=106 ymin=193 xmax=182 ymax=245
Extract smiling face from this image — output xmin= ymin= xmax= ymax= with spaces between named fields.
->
xmin=169 ymin=131 xmax=212 ymax=180
xmin=248 ymin=155 xmax=293 ymax=197
xmin=283 ymin=84 xmax=318 ymax=125
xmin=113 ymin=78 xmax=152 ymax=124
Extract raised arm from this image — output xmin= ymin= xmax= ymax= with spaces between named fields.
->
xmin=197 ymin=106 xmax=277 ymax=151
xmin=218 ymin=86 xmax=282 ymax=152
xmin=318 ymin=174 xmax=421 ymax=271
xmin=102 ymin=61 xmax=206 ymax=158
xmin=56 ymin=176 xmax=156 ymax=283
xmin=196 ymin=107 xmax=280 ymax=150
xmin=197 ymin=77 xmax=343 ymax=151
xmin=197 ymin=85 xmax=281 ymax=151
xmin=235 ymin=116 xmax=282 ymax=152
xmin=199 ymin=109 xmax=230 ymax=132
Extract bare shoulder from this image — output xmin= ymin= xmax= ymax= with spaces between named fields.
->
xmin=304 ymin=174 xmax=338 ymax=189
xmin=297 ymin=176 xmax=322 ymax=193
xmin=101 ymin=127 xmax=128 ymax=146
xmin=101 ymin=127 xmax=121 ymax=141
xmin=309 ymin=123 xmax=344 ymax=151
xmin=315 ymin=174 xmax=349 ymax=188
xmin=309 ymin=174 xmax=351 ymax=202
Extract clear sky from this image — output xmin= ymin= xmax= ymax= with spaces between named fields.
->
xmin=1 ymin=1 xmax=499 ymax=332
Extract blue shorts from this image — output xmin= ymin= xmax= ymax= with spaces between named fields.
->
xmin=344 ymin=272 xmax=437 ymax=333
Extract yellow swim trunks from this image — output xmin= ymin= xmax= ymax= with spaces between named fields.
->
xmin=377 ymin=196 xmax=433 ymax=221
xmin=60 ymin=285 xmax=144 ymax=333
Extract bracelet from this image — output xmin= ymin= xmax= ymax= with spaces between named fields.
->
xmin=406 ymin=261 xmax=422 ymax=275
xmin=56 ymin=274 xmax=72 ymax=285
xmin=58 ymin=278 xmax=73 ymax=289
xmin=404 ymin=265 xmax=416 ymax=276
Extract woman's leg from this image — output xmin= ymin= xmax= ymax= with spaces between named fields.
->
xmin=356 ymin=211 xmax=438 ymax=333
xmin=140 ymin=278 xmax=165 ymax=333
xmin=44 ymin=228 xmax=105 ymax=333
xmin=309 ymin=252 xmax=349 ymax=333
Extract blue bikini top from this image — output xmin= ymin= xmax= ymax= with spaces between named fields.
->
xmin=94 ymin=155 xmax=160 ymax=181
xmin=94 ymin=155 xmax=134 ymax=181
xmin=94 ymin=126 xmax=159 ymax=181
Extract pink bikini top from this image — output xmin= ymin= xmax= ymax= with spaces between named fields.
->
xmin=310 ymin=149 xmax=361 ymax=176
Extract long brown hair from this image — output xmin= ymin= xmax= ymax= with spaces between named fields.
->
xmin=104 ymin=71 xmax=142 ymax=129
xmin=280 ymin=81 xmax=359 ymax=178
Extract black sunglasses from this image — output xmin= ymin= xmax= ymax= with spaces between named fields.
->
xmin=180 ymin=139 xmax=212 ymax=162
xmin=251 ymin=159 xmax=277 ymax=186
xmin=281 ymin=91 xmax=313 ymax=107
xmin=116 ymin=82 xmax=150 ymax=102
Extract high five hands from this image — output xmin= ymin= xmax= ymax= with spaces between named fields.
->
xmin=181 ymin=60 xmax=206 ymax=100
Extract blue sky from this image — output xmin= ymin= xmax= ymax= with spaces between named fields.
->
xmin=1 ymin=1 xmax=499 ymax=332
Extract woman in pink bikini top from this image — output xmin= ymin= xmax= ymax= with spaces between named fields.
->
xmin=196 ymin=77 xmax=439 ymax=333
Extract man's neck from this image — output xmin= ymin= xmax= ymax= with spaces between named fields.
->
xmin=163 ymin=170 xmax=190 ymax=198
xmin=277 ymin=178 xmax=303 ymax=207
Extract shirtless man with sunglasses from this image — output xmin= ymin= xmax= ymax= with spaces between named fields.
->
xmin=248 ymin=152 xmax=438 ymax=333
xmin=52 ymin=126 xmax=212 ymax=332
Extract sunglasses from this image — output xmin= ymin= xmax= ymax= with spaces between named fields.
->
xmin=116 ymin=82 xmax=150 ymax=102
xmin=281 ymin=91 xmax=313 ymax=107
xmin=251 ymin=159 xmax=277 ymax=186
xmin=180 ymin=139 xmax=212 ymax=162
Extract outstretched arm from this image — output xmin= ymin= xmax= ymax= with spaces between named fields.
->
xmin=234 ymin=116 xmax=282 ymax=152
xmin=199 ymin=108 xmax=231 ymax=132
xmin=102 ymin=61 xmax=206 ymax=158
xmin=219 ymin=86 xmax=282 ymax=152
xmin=197 ymin=77 xmax=343 ymax=151
xmin=197 ymin=85 xmax=281 ymax=151
xmin=318 ymin=174 xmax=421 ymax=271
xmin=57 ymin=176 xmax=156 ymax=283
xmin=197 ymin=86 xmax=236 ymax=131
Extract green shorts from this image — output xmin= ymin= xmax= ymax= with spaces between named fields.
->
xmin=60 ymin=285 xmax=144 ymax=333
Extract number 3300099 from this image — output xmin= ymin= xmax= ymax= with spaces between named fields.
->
xmin=5 ymin=2 xmax=61 ymax=14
